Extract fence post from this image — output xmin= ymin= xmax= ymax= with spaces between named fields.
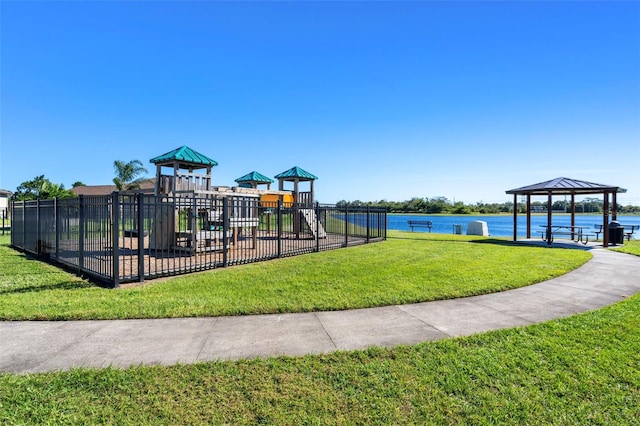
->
xmin=222 ymin=196 xmax=228 ymax=267
xmin=22 ymin=200 xmax=26 ymax=249
xmin=344 ymin=203 xmax=349 ymax=247
xmin=383 ymin=208 xmax=388 ymax=240
xmin=36 ymin=199 xmax=41 ymax=255
xmin=277 ymin=199 xmax=282 ymax=258
xmin=112 ymin=192 xmax=120 ymax=288
xmin=78 ymin=195 xmax=85 ymax=273
xmin=315 ymin=202 xmax=320 ymax=252
xmin=137 ymin=194 xmax=145 ymax=283
xmin=366 ymin=206 xmax=370 ymax=243
xmin=55 ymin=198 xmax=60 ymax=260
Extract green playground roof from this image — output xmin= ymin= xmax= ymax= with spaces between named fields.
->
xmin=235 ymin=171 xmax=274 ymax=184
xmin=274 ymin=166 xmax=318 ymax=181
xmin=150 ymin=146 xmax=218 ymax=167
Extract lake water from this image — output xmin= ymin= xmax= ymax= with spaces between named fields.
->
xmin=387 ymin=214 xmax=639 ymax=239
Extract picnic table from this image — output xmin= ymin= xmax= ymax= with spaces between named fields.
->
xmin=539 ymin=225 xmax=593 ymax=245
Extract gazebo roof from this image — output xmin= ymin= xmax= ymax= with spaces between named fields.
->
xmin=150 ymin=146 xmax=218 ymax=168
xmin=506 ymin=177 xmax=626 ymax=196
xmin=235 ymin=171 xmax=274 ymax=184
xmin=274 ymin=166 xmax=318 ymax=181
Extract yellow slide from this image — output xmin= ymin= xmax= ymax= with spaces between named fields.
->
xmin=259 ymin=193 xmax=294 ymax=208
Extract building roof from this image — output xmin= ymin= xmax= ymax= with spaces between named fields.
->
xmin=150 ymin=146 xmax=218 ymax=167
xmin=0 ymin=189 xmax=12 ymax=197
xmin=506 ymin=177 xmax=626 ymax=196
xmin=71 ymin=180 xmax=155 ymax=196
xmin=274 ymin=166 xmax=318 ymax=181
xmin=235 ymin=171 xmax=274 ymax=184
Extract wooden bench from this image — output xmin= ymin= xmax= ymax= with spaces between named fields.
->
xmin=408 ymin=220 xmax=432 ymax=232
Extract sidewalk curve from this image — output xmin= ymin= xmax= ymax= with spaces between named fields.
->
xmin=2 ymin=246 xmax=639 ymax=374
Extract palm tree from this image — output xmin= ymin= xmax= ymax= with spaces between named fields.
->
xmin=113 ymin=160 xmax=148 ymax=191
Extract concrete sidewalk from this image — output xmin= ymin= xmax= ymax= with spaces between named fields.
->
xmin=1 ymin=246 xmax=639 ymax=374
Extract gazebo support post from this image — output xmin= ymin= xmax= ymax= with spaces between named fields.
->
xmin=526 ymin=194 xmax=531 ymax=239
xmin=603 ymin=192 xmax=609 ymax=247
xmin=570 ymin=193 xmax=576 ymax=240
xmin=546 ymin=192 xmax=553 ymax=245
xmin=612 ymin=192 xmax=617 ymax=221
xmin=512 ymin=193 xmax=518 ymax=241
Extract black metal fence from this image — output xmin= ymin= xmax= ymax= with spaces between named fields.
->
xmin=10 ymin=193 xmax=386 ymax=287
xmin=1 ymin=208 xmax=8 ymax=235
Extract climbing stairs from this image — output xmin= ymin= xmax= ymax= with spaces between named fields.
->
xmin=299 ymin=209 xmax=327 ymax=239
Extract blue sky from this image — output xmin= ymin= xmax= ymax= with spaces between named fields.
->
xmin=2 ymin=1 xmax=639 ymax=205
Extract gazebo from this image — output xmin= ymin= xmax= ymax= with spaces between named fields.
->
xmin=274 ymin=166 xmax=318 ymax=204
xmin=235 ymin=171 xmax=274 ymax=190
xmin=150 ymin=146 xmax=218 ymax=196
xmin=506 ymin=177 xmax=627 ymax=247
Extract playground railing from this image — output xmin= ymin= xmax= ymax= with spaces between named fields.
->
xmin=10 ymin=194 xmax=387 ymax=287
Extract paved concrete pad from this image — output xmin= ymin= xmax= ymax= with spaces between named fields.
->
xmin=1 ymin=245 xmax=639 ymax=374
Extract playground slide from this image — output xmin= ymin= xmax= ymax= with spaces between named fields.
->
xmin=299 ymin=209 xmax=327 ymax=239
xmin=259 ymin=193 xmax=294 ymax=207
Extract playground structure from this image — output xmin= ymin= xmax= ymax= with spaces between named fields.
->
xmin=10 ymin=146 xmax=386 ymax=286
xmin=149 ymin=146 xmax=327 ymax=254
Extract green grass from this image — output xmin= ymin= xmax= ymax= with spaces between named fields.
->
xmin=0 ymin=232 xmax=591 ymax=320
xmin=611 ymin=239 xmax=640 ymax=256
xmin=1 ymin=294 xmax=638 ymax=424
xmin=1 ymin=232 xmax=637 ymax=424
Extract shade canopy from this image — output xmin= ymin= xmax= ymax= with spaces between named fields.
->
xmin=150 ymin=146 xmax=217 ymax=195
xmin=506 ymin=177 xmax=626 ymax=247
xmin=150 ymin=146 xmax=218 ymax=169
xmin=506 ymin=177 xmax=626 ymax=196
xmin=274 ymin=166 xmax=318 ymax=181
xmin=235 ymin=171 xmax=274 ymax=184
xmin=275 ymin=166 xmax=317 ymax=204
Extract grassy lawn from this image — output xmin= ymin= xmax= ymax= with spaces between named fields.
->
xmin=611 ymin=239 xmax=640 ymax=256
xmin=1 ymin=232 xmax=638 ymax=424
xmin=1 ymin=294 xmax=638 ymax=424
xmin=0 ymin=232 xmax=591 ymax=320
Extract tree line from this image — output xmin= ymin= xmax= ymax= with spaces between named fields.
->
xmin=336 ymin=197 xmax=640 ymax=215
xmin=10 ymin=160 xmax=148 ymax=201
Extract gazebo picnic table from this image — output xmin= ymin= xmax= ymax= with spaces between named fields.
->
xmin=506 ymin=177 xmax=627 ymax=247
xmin=538 ymin=224 xmax=593 ymax=245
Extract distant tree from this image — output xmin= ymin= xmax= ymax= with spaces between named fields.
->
xmin=113 ymin=160 xmax=148 ymax=191
xmin=11 ymin=175 xmax=76 ymax=201
xmin=450 ymin=202 xmax=471 ymax=214
xmin=72 ymin=181 xmax=86 ymax=188
xmin=404 ymin=197 xmax=426 ymax=213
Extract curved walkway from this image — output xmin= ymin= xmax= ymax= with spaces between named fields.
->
xmin=2 ymin=245 xmax=639 ymax=374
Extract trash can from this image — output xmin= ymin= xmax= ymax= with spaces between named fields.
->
xmin=609 ymin=221 xmax=624 ymax=245
xmin=453 ymin=224 xmax=462 ymax=234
